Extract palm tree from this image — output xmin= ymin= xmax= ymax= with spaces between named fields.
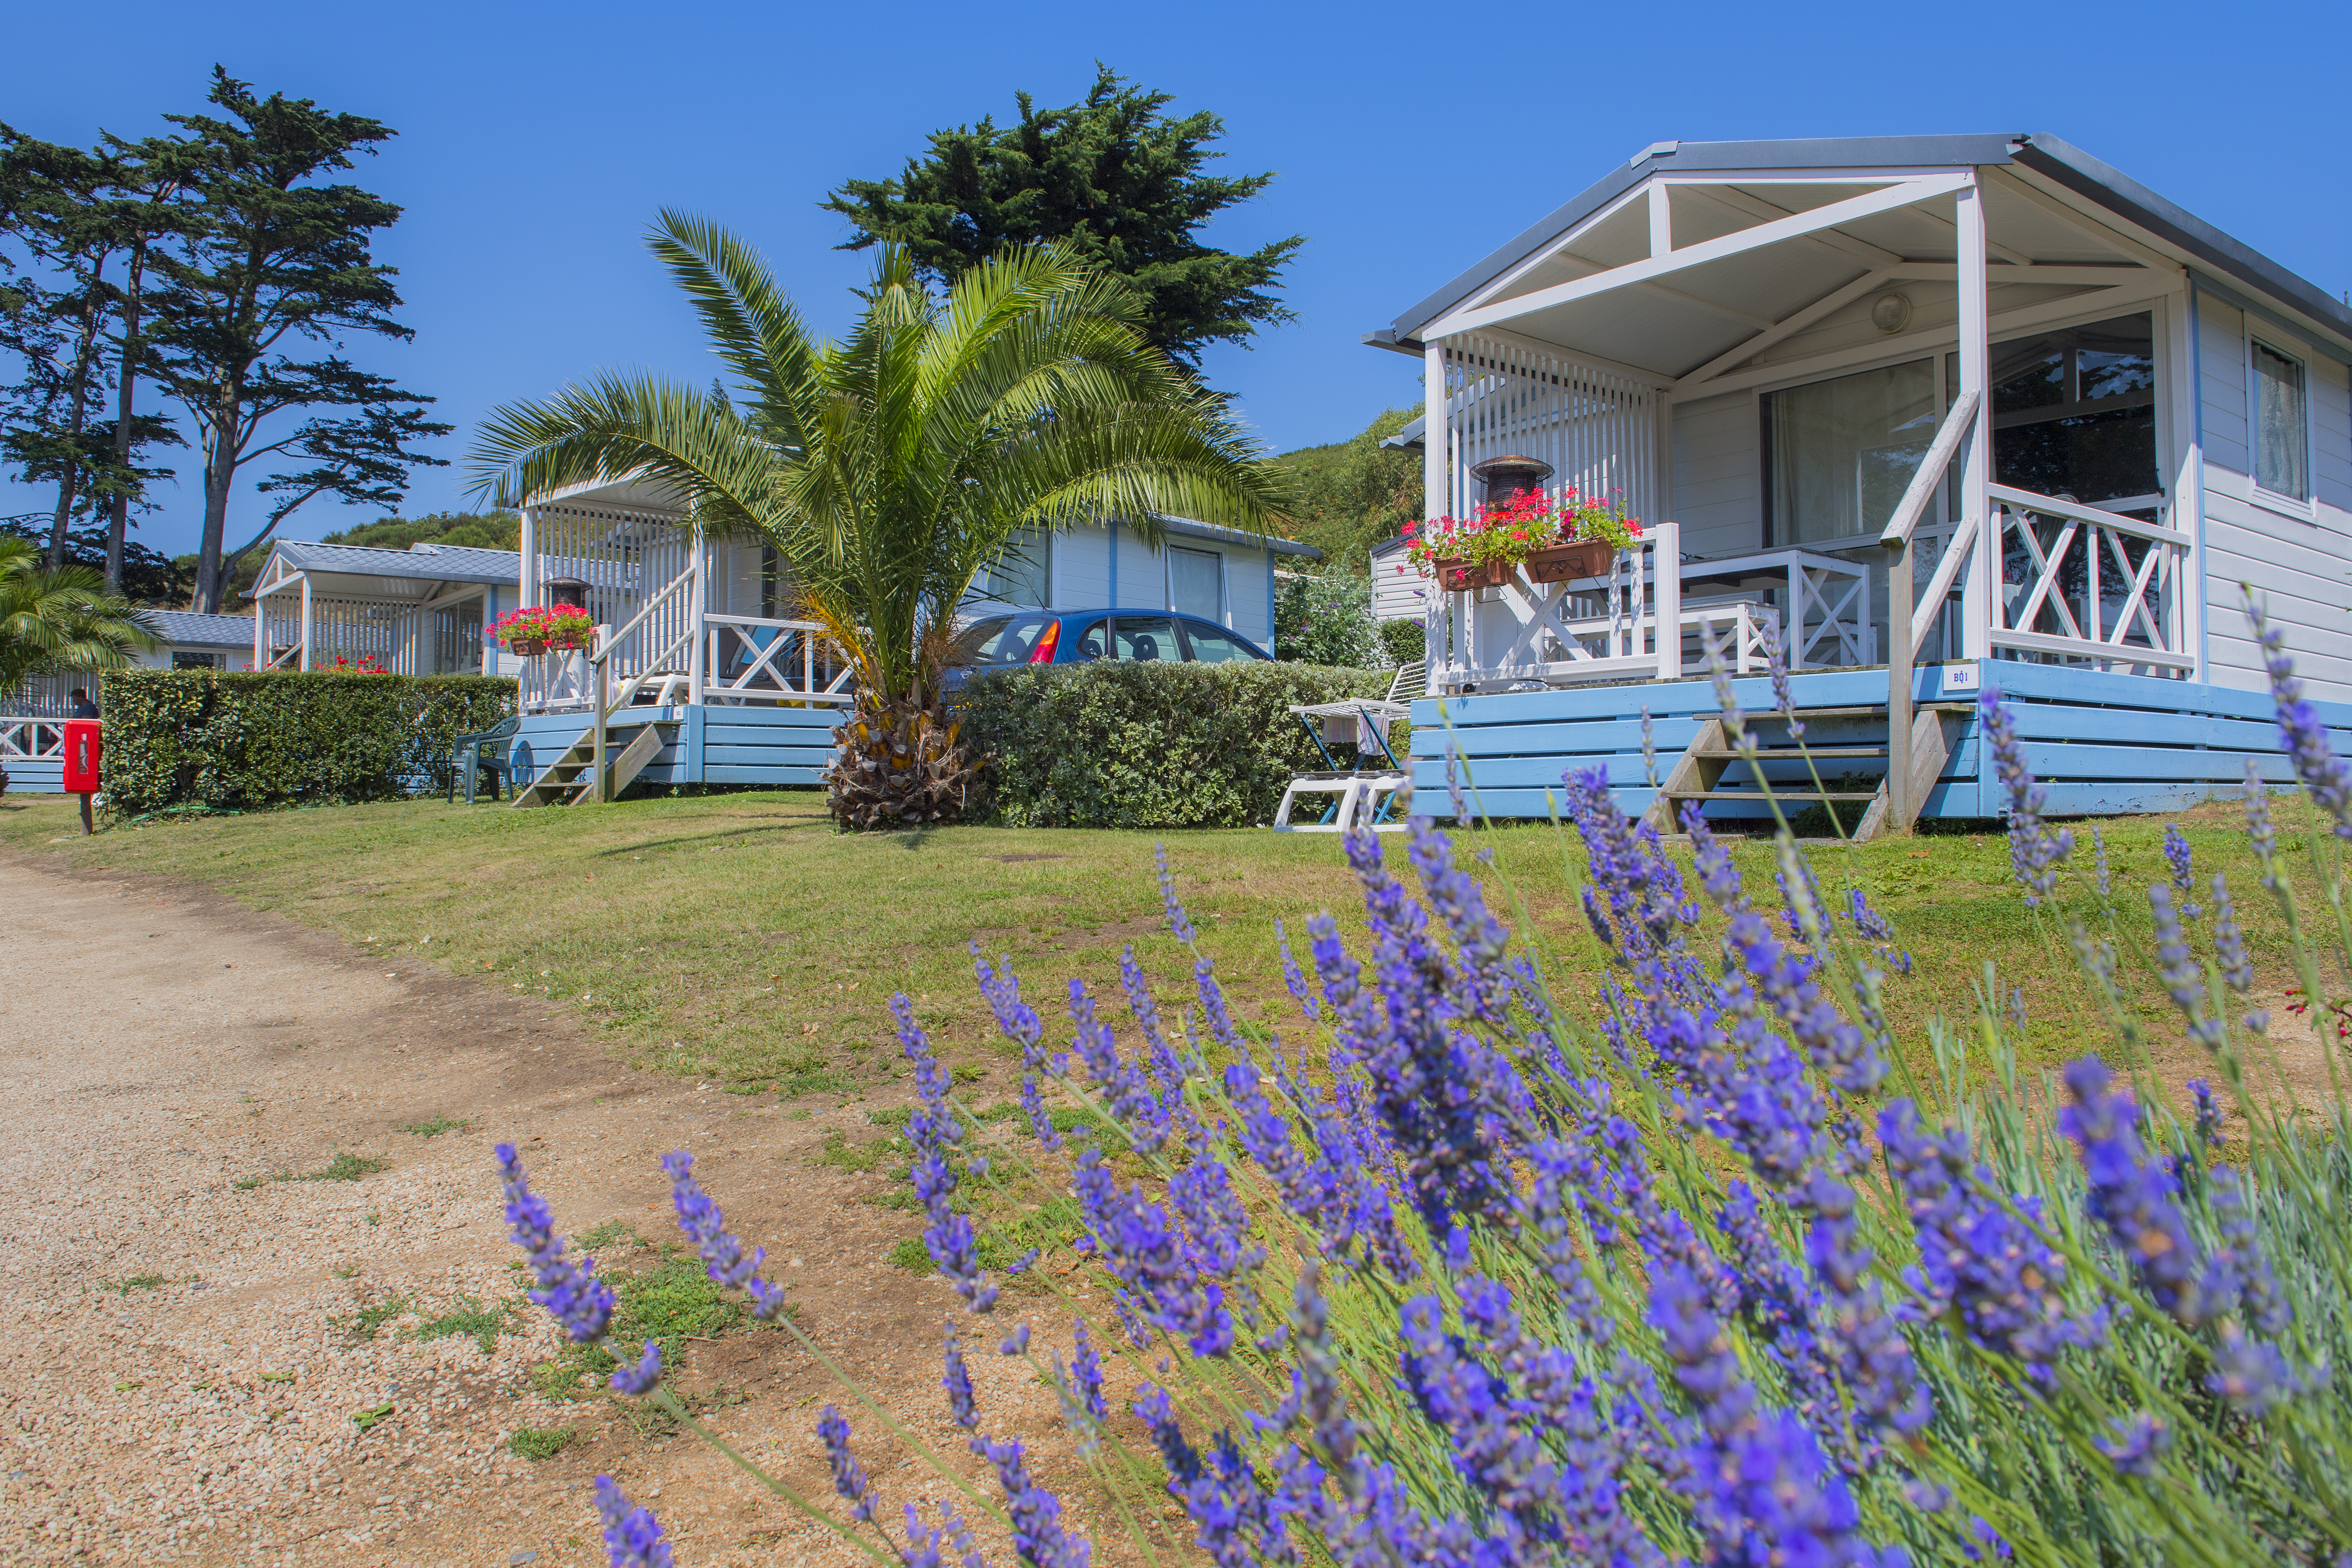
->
xmin=469 ymin=214 xmax=1285 ymax=828
xmin=0 ymin=535 xmax=163 ymax=697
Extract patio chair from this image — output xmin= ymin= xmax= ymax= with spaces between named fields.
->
xmin=446 ymin=715 xmax=523 ymax=804
xmin=1272 ymin=664 xmax=1419 ymax=834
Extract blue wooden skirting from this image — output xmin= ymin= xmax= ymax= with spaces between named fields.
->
xmin=510 ymin=703 xmax=839 ymax=793
xmin=4 ymin=757 xmax=65 ymax=793
xmin=1409 ymin=660 xmax=2352 ymax=822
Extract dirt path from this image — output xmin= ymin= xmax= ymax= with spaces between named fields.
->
xmin=0 ymin=855 xmax=1055 ymax=1568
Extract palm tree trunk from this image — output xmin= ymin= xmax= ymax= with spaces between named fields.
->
xmin=825 ymin=678 xmax=982 ymax=829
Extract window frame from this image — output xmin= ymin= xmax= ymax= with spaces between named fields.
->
xmin=1165 ymin=543 xmax=1228 ymax=625
xmin=2246 ymin=327 xmax=2317 ymax=521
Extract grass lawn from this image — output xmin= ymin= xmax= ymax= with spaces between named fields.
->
xmin=1 ymin=783 xmax=2328 ymax=1111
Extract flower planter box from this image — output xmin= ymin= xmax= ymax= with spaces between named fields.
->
xmin=510 ymin=638 xmax=549 ymax=657
xmin=1433 ymin=556 xmax=1509 ymax=592
xmin=1522 ymin=539 xmax=1618 ymax=584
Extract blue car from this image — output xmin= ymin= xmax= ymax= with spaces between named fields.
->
xmin=946 ymin=610 xmax=1271 ymax=687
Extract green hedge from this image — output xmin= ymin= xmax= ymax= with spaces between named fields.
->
xmin=957 ymin=661 xmax=1398 ymax=829
xmin=98 ymin=669 xmax=517 ymax=813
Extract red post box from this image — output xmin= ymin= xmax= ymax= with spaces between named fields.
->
xmin=61 ymin=719 xmax=102 ymax=793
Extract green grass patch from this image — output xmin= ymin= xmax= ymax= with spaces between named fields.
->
xmin=100 ymin=1274 xmax=166 ymax=1294
xmin=527 ymin=1360 xmax=586 ymax=1400
xmin=242 ymin=1152 xmax=388 ymax=1188
xmin=411 ymin=1296 xmax=510 ymax=1355
xmin=509 ymin=1423 xmax=576 ymax=1461
xmin=576 ymin=1220 xmax=645 ymax=1253
xmin=334 ymin=1293 xmax=412 ymax=1342
xmin=817 ymin=1128 xmax=898 ymax=1173
xmin=351 ymin=1401 xmax=395 ymax=1432
xmin=398 ymin=1114 xmax=472 ymax=1138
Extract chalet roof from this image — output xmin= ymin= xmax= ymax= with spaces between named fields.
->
xmin=1370 ymin=133 xmax=2352 ymax=361
xmin=265 ymin=539 xmax=521 ymax=588
xmin=151 ymin=610 xmax=255 ymax=647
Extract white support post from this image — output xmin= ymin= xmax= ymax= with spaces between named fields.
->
xmin=252 ymin=594 xmax=266 ymax=671
xmin=688 ymin=517 xmax=707 ymax=704
xmin=1648 ymin=182 xmax=1673 ymax=258
xmin=1955 ymin=179 xmax=1993 ymax=661
xmin=1423 ymin=339 xmax=1449 ymax=691
xmin=1652 ymin=522 xmax=1681 ymax=679
xmin=298 ymin=578 xmax=313 ymax=672
xmin=518 ymin=505 xmax=539 ymax=607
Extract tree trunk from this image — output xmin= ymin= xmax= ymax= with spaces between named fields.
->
xmin=825 ymin=678 xmax=984 ymax=829
xmin=106 ymin=242 xmax=146 ymax=599
xmin=46 ymin=275 xmax=106 ymax=571
xmin=191 ymin=387 xmax=238 ymax=614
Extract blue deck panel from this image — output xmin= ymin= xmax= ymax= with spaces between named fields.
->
xmin=1409 ymin=660 xmax=2352 ymax=823
xmin=510 ymin=703 xmax=839 ymax=794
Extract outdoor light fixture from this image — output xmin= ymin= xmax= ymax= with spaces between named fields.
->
xmin=1870 ymin=292 xmax=1913 ymax=334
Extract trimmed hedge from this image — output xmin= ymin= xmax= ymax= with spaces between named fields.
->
xmin=99 ymin=669 xmax=517 ymax=813
xmin=957 ymin=661 xmax=1396 ymax=829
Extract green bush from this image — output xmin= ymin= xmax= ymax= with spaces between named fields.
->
xmin=98 ymin=669 xmax=516 ymax=813
xmin=957 ymin=660 xmax=1394 ymax=828
xmin=1272 ymin=569 xmax=1378 ymax=666
xmin=1375 ymin=617 xmax=1425 ymax=666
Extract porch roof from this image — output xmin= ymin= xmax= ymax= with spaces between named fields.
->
xmin=151 ymin=610 xmax=257 ymax=648
xmin=258 ymin=539 xmax=520 ymax=599
xmin=1369 ymin=134 xmax=2352 ymax=376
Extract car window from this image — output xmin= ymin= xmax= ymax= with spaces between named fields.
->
xmin=1111 ymin=616 xmax=1178 ymax=662
xmin=1069 ymin=617 xmax=1109 ymax=660
xmin=1178 ymin=621 xmax=1262 ymax=663
xmin=953 ymin=614 xmax=1056 ymax=666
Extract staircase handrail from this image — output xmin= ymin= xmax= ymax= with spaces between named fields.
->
xmin=1986 ymin=484 xmax=2188 ymax=546
xmin=1879 ymin=389 xmax=1980 ymax=547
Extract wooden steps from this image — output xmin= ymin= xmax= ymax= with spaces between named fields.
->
xmin=1642 ymin=705 xmax=1967 ymax=842
xmin=511 ymin=715 xmax=679 ymax=807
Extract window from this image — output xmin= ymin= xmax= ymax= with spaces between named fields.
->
xmin=1111 ymin=616 xmax=1178 ymax=661
xmin=1979 ymin=312 xmax=2159 ymax=506
xmin=2252 ymin=339 xmax=2311 ymax=504
xmin=172 ymin=650 xmax=221 ymax=670
xmin=987 ymin=528 xmax=1051 ymax=606
xmin=1178 ymin=622 xmax=1262 ymax=663
xmin=1169 ymin=546 xmax=1223 ymax=621
xmin=952 ymin=614 xmax=1057 ymax=667
xmin=1763 ymin=359 xmax=1938 ymax=543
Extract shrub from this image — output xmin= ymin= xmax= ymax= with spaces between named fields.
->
xmin=1271 ymin=569 xmax=1377 ymax=666
xmin=956 ymin=660 xmax=1393 ymax=828
xmin=1375 ymin=615 xmax=1425 ymax=666
xmin=98 ymin=669 xmax=515 ymax=813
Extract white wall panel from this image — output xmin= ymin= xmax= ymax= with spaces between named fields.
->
xmin=1669 ymin=390 xmax=1761 ymax=556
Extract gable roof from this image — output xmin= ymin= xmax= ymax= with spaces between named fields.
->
xmin=1370 ymin=133 xmax=2352 ymax=360
xmin=151 ymin=610 xmax=256 ymax=647
xmin=264 ymin=539 xmax=521 ymax=587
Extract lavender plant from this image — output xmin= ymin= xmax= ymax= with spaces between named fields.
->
xmin=488 ymin=620 xmax=2352 ymax=1568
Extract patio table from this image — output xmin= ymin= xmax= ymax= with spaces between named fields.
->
xmin=1674 ymin=548 xmax=1874 ymax=668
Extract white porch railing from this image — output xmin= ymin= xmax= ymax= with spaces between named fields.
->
xmin=1987 ymin=485 xmax=2194 ymax=674
xmin=703 ymin=615 xmax=855 ymax=706
xmin=2 ymin=717 xmax=64 ymax=760
xmin=1426 ymin=523 xmax=1683 ymax=693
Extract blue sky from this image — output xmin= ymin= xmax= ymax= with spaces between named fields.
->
xmin=5 ymin=0 xmax=2347 ymax=558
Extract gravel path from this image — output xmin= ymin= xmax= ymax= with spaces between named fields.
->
xmin=0 ymin=854 xmax=1078 ymax=1568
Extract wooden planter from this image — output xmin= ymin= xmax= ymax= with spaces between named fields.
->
xmin=510 ymin=638 xmax=549 ymax=657
xmin=1433 ymin=556 xmax=1508 ymax=592
xmin=1522 ymin=539 xmax=1618 ymax=584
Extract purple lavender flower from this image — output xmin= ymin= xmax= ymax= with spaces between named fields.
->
xmin=2091 ymin=826 xmax=2112 ymax=903
xmin=902 ymin=1503 xmax=986 ymax=1568
xmin=1841 ymin=886 xmax=1911 ymax=974
xmin=817 ymin=1405 xmax=877 ymax=1522
xmin=1156 ymin=842 xmax=1201 ymax=942
xmin=1879 ymin=1099 xmax=2104 ymax=1382
xmin=608 ymin=1340 xmax=661 ymax=1396
xmin=2149 ymin=886 xmax=2223 ymax=1052
xmin=2249 ymin=595 xmax=2352 ymax=841
xmin=1444 ymin=742 xmax=1470 ymax=825
xmin=1980 ymin=690 xmax=2072 ymax=907
xmin=1763 ymin=620 xmax=1803 ymax=739
xmin=1650 ymin=1263 xmax=1754 ymax=1438
xmin=975 ymin=1435 xmax=1092 ymax=1568
xmin=2210 ymin=875 xmax=2255 ymax=996
xmin=2244 ymin=762 xmax=2282 ymax=884
xmin=1135 ymin=1384 xmax=1294 ymax=1568
xmin=1698 ymin=1410 xmax=1896 ymax=1568
xmin=1071 ymin=1320 xmax=1107 ymax=1423
xmin=2095 ymin=1411 xmax=2171 ymax=1477
xmin=943 ymin=1324 xmax=979 ymax=1430
xmin=2204 ymin=1166 xmax=2294 ymax=1342
xmin=2060 ymin=1059 xmax=2202 ymax=1324
xmin=1072 ymin=1147 xmax=1233 ymax=1356
xmin=1065 ymin=978 xmax=1169 ymax=1152
xmin=974 ymin=945 xmax=1061 ymax=1152
xmin=897 ymin=995 xmax=997 ymax=1313
xmin=2190 ymin=1080 xmax=2225 ymax=1151
xmin=2162 ymin=825 xmax=2199 ymax=917
xmin=1641 ymin=702 xmax=1661 ymax=787
xmin=1000 ymin=1323 xmax=1031 ymax=1356
xmin=662 ymin=1150 xmax=788 ymax=1317
xmin=496 ymin=1144 xmax=615 ymax=1344
xmin=1395 ymin=1293 xmax=1560 ymax=1554
xmin=592 ymin=1475 xmax=673 ymax=1568
xmin=1702 ymin=622 xmax=1746 ymax=733
xmin=1803 ymin=1170 xmax=1931 ymax=1440
xmin=1275 ymin=919 xmax=1321 ymax=1020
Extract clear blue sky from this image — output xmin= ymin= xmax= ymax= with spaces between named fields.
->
xmin=6 ymin=0 xmax=2346 ymax=558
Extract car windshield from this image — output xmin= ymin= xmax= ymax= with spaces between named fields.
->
xmin=1179 ymin=622 xmax=1262 ymax=663
xmin=953 ymin=614 xmax=1056 ymax=666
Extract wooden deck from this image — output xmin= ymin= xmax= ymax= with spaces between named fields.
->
xmin=511 ymin=702 xmax=837 ymax=795
xmin=1410 ymin=659 xmax=2352 ymax=823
